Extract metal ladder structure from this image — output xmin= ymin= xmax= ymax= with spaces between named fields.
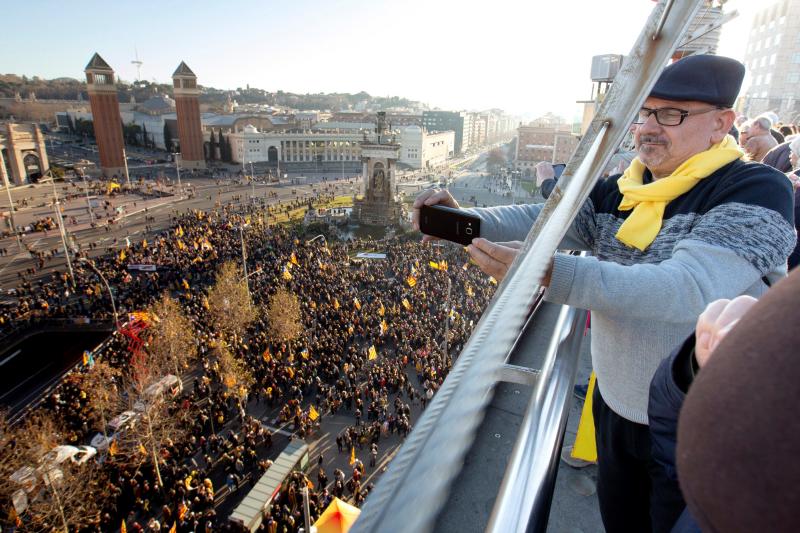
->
xmin=351 ymin=1 xmax=706 ymax=531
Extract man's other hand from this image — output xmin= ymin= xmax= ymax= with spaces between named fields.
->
xmin=695 ymin=295 xmax=758 ymax=367
xmin=412 ymin=189 xmax=460 ymax=241
xmin=466 ymin=239 xmax=523 ymax=281
xmin=535 ymin=162 xmax=555 ymax=187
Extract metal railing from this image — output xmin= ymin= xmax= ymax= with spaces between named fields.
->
xmin=351 ymin=2 xmax=703 ymax=532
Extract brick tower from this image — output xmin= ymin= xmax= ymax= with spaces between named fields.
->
xmin=84 ymin=53 xmax=126 ymax=179
xmin=172 ymin=61 xmax=206 ymax=170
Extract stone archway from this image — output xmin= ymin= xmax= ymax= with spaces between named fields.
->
xmin=23 ymin=152 xmax=41 ymax=183
xmin=268 ymin=146 xmax=278 ymax=163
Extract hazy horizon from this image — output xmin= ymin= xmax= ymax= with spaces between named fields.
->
xmin=1 ymin=0 xmax=759 ymax=118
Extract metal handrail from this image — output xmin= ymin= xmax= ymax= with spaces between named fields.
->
xmin=487 ymin=289 xmax=588 ymax=533
xmin=351 ymin=2 xmax=703 ymax=532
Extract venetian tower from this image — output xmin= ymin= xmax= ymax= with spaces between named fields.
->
xmin=172 ymin=61 xmax=206 ymax=169
xmin=84 ymin=53 xmax=126 ymax=178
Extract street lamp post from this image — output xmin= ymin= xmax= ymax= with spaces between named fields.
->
xmin=238 ymin=224 xmax=250 ymax=298
xmin=2 ymin=169 xmax=23 ymax=251
xmin=80 ymin=173 xmax=95 ymax=224
xmin=173 ymin=153 xmax=182 ymax=194
xmin=78 ymin=257 xmax=119 ymax=326
xmin=122 ymin=147 xmax=131 ymax=188
xmin=47 ymin=169 xmax=75 ymax=287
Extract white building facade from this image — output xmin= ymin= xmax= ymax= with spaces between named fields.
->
xmin=398 ymin=126 xmax=455 ymax=170
xmin=230 ymin=124 xmax=365 ymax=165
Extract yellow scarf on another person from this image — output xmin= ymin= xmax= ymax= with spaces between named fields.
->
xmin=615 ymin=135 xmax=743 ymax=251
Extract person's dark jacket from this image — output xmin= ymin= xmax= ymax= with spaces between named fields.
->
xmin=649 ymin=334 xmax=701 ymax=532
xmin=762 ymin=141 xmax=793 ymax=173
xmin=790 ymin=185 xmax=800 ymax=271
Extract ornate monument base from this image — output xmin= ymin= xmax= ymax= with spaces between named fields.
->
xmin=353 ymin=112 xmax=405 ymax=226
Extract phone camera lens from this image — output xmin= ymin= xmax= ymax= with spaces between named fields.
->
xmin=465 ymin=227 xmax=473 ymax=235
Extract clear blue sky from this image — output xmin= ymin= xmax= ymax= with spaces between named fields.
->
xmin=1 ymin=0 xmax=756 ymax=117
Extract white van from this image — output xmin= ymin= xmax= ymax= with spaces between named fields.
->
xmin=90 ymin=410 xmax=140 ymax=450
xmin=134 ymin=374 xmax=182 ymax=412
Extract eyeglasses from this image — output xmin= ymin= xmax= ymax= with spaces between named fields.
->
xmin=633 ymin=106 xmax=723 ymax=126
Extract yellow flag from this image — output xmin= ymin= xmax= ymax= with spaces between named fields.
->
xmin=192 ymin=256 xmax=203 ymax=264
xmin=368 ymin=345 xmax=378 ymax=360
xmin=378 ymin=301 xmax=385 ymax=316
xmin=380 ymin=320 xmax=388 ymax=335
xmin=333 ymin=299 xmax=340 ymax=310
xmin=109 ymin=438 xmax=118 ymax=457
xmin=118 ymin=249 xmax=126 ymax=261
xmin=348 ymin=325 xmax=354 ymax=335
xmin=263 ymin=348 xmax=271 ymax=362
xmin=202 ymin=297 xmax=210 ymax=310
xmin=402 ymin=298 xmax=411 ymax=311
xmin=350 ymin=446 xmax=356 ymax=465
xmin=178 ymin=502 xmax=188 ymax=520
xmin=121 ymin=520 xmax=127 ymax=533
xmin=139 ymin=443 xmax=147 ymax=455
xmin=142 ymin=239 xmax=148 ymax=249
xmin=440 ymin=260 xmax=448 ymax=271
xmin=466 ymin=285 xmax=474 ymax=297
xmin=462 ymin=262 xmax=469 ymax=271
xmin=489 ymin=276 xmax=498 ymax=285
xmin=309 ymin=405 xmax=320 ymax=421
xmin=429 ymin=261 xmax=439 ymax=270
xmin=406 ymin=276 xmax=417 ymax=288
xmin=182 ymin=279 xmax=190 ymax=290
xmin=572 ymin=372 xmax=598 ymax=463
xmin=354 ymin=298 xmax=361 ymax=310
xmin=176 ymin=225 xmax=184 ymax=237
xmin=290 ymin=252 xmax=299 ymax=266
xmin=301 ymin=348 xmax=309 ymax=360
xmin=282 ymin=266 xmax=293 ymax=281
xmin=169 ymin=522 xmax=177 ymax=533
xmin=177 ymin=239 xmax=186 ymax=251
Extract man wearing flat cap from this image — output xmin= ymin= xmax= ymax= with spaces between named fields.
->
xmin=414 ymin=55 xmax=796 ymax=532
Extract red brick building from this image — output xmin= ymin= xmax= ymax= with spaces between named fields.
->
xmin=514 ymin=124 xmax=579 ymax=175
xmin=84 ymin=53 xmax=127 ymax=179
xmin=172 ymin=61 xmax=206 ymax=169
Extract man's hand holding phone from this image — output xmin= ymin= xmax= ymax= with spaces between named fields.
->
xmin=412 ymin=189 xmax=461 ymax=242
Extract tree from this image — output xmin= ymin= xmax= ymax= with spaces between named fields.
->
xmin=0 ymin=411 xmax=110 ymax=532
xmin=486 ymin=148 xmax=507 ymax=170
xmin=224 ymin=136 xmax=233 ymax=163
xmin=208 ymin=130 xmax=216 ymax=161
xmin=266 ymin=288 xmax=303 ymax=343
xmin=146 ymin=293 xmax=198 ymax=377
xmin=117 ymin=369 xmax=194 ymax=489
xmin=206 ymin=261 xmax=257 ymax=341
xmin=215 ymin=341 xmax=254 ymax=420
xmin=163 ymin=122 xmax=174 ymax=153
xmin=76 ymin=360 xmax=121 ymax=445
xmin=141 ymin=123 xmax=149 ymax=148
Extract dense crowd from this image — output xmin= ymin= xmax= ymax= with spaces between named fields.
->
xmin=1 ymin=193 xmax=496 ymax=532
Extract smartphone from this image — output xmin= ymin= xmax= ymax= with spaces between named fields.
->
xmin=419 ymin=204 xmax=481 ymax=246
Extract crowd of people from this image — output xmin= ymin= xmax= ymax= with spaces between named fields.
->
xmin=1 ymin=189 xmax=497 ymax=531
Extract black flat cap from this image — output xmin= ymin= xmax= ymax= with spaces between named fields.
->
xmin=650 ymin=54 xmax=745 ymax=108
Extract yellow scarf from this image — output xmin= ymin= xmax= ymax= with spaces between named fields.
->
xmin=615 ymin=135 xmax=743 ymax=251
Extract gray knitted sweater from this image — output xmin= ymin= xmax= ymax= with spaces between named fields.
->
xmin=471 ymin=160 xmax=796 ymax=424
